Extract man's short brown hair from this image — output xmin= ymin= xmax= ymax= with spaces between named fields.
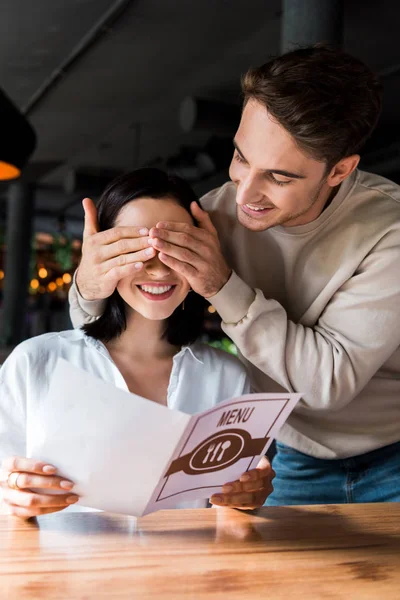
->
xmin=242 ymin=45 xmax=383 ymax=170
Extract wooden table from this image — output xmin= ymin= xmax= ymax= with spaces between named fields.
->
xmin=1 ymin=503 xmax=399 ymax=599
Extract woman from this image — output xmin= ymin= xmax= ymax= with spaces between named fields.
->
xmin=0 ymin=168 xmax=273 ymax=518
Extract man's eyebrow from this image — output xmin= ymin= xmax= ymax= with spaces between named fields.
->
xmin=233 ymin=140 xmax=306 ymax=180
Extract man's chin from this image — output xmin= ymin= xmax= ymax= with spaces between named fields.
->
xmin=236 ymin=206 xmax=278 ymax=232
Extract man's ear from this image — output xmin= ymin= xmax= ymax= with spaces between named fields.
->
xmin=327 ymin=154 xmax=360 ymax=187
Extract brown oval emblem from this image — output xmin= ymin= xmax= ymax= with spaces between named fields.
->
xmin=165 ymin=428 xmax=269 ymax=476
xmin=189 ymin=431 xmax=245 ymax=472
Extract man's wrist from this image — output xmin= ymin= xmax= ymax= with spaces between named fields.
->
xmin=72 ymin=270 xmax=107 ymax=318
xmin=204 ymin=269 xmax=232 ymax=299
xmin=75 ymin=268 xmax=91 ymax=301
xmin=208 ymin=271 xmax=256 ymax=324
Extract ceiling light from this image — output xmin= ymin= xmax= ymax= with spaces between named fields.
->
xmin=0 ymin=88 xmax=37 ymax=180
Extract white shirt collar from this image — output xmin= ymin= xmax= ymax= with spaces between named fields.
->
xmin=81 ymin=330 xmax=204 ymax=364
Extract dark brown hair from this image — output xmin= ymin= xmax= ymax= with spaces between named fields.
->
xmin=242 ymin=45 xmax=383 ymax=170
xmin=82 ymin=168 xmax=206 ymax=345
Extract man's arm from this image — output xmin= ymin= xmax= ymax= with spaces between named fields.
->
xmin=151 ymin=203 xmax=400 ymax=411
xmin=210 ymin=233 xmax=400 ymax=411
xmin=68 ymin=271 xmax=106 ymax=328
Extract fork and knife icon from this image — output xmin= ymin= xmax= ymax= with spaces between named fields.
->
xmin=202 ymin=440 xmax=232 ymax=464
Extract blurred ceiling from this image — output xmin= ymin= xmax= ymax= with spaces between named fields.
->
xmin=1 ymin=0 xmax=400 ymax=234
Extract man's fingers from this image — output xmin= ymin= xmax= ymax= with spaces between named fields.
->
xmin=191 ymin=201 xmax=217 ymax=235
xmin=93 ymin=226 xmax=149 ymax=247
xmin=82 ymin=198 xmax=99 ymax=238
xmin=158 ymin=252 xmax=197 ymax=278
xmin=149 ymin=228 xmax=211 ymax=259
xmin=102 ymin=262 xmax=145 ymax=286
xmin=151 ymin=238 xmax=199 ymax=267
xmin=1 ymin=457 xmax=56 ymax=477
xmin=99 ymin=236 xmax=153 ymax=262
xmin=154 ymin=220 xmax=206 ymax=241
xmin=100 ymin=247 xmax=155 ymax=273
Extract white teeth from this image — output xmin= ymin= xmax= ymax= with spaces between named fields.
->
xmin=139 ymin=285 xmax=173 ymax=295
xmin=246 ymin=204 xmax=268 ymax=211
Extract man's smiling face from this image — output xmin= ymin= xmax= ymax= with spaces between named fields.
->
xmin=229 ymin=100 xmax=333 ymax=232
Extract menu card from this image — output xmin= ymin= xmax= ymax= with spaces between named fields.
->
xmin=28 ymin=359 xmax=301 ymax=516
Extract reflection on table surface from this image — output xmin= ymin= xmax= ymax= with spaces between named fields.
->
xmin=1 ymin=503 xmax=400 ymax=599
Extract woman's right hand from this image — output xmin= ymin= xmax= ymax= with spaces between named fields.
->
xmin=0 ymin=457 xmax=79 ymax=519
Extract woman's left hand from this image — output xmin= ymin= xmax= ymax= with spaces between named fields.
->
xmin=210 ymin=456 xmax=275 ymax=510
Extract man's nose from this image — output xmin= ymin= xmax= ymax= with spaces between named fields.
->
xmin=235 ymin=173 xmax=263 ymax=206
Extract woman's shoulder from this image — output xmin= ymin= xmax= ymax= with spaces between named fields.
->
xmin=188 ymin=341 xmax=247 ymax=375
xmin=1 ymin=329 xmax=86 ymax=370
xmin=180 ymin=342 xmax=251 ymax=404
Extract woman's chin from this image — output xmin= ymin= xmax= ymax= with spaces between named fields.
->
xmin=133 ymin=303 xmax=181 ymax=321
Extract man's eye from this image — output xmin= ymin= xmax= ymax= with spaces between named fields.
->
xmin=234 ymin=152 xmax=245 ymax=163
xmin=270 ymin=174 xmax=292 ymax=186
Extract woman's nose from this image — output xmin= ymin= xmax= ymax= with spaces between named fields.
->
xmin=144 ymin=253 xmax=171 ymax=278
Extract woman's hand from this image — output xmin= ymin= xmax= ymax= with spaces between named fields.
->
xmin=210 ymin=456 xmax=275 ymax=510
xmin=0 ymin=457 xmax=79 ymax=519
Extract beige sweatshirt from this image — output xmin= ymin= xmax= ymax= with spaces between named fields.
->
xmin=69 ymin=169 xmax=400 ymax=459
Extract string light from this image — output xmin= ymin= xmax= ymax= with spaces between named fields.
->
xmin=38 ymin=267 xmax=48 ymax=279
xmin=56 ymin=277 xmax=64 ymax=287
xmin=208 ymin=306 xmax=216 ymax=314
xmin=47 ymin=282 xmax=57 ymax=292
xmin=30 ymin=279 xmax=39 ymax=290
xmin=0 ymin=270 xmax=4 ymax=280
xmin=62 ymin=273 xmax=72 ymax=284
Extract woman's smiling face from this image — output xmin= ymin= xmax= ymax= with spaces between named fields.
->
xmin=115 ymin=197 xmax=192 ymax=320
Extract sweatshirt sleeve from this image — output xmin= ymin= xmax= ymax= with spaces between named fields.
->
xmin=210 ymin=233 xmax=400 ymax=411
xmin=68 ymin=270 xmax=107 ymax=328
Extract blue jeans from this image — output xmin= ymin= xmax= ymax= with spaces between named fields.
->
xmin=266 ymin=440 xmax=400 ymax=505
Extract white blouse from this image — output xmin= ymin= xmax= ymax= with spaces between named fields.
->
xmin=0 ymin=329 xmax=250 ymax=511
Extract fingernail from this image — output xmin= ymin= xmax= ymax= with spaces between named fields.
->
xmin=139 ymin=228 xmax=148 ymax=235
xmin=60 ymin=480 xmax=74 ymax=490
xmin=66 ymin=496 xmax=79 ymax=504
xmin=241 ymin=474 xmax=251 ymax=482
xmin=134 ymin=262 xmax=143 ymax=270
xmin=223 ymin=485 xmax=233 ymax=493
xmin=157 ymin=222 xmax=166 ymax=228
xmin=42 ymin=465 xmax=56 ymax=474
xmin=145 ymin=247 xmax=155 ymax=256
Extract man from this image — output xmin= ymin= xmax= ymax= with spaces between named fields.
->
xmin=69 ymin=46 xmax=400 ymax=505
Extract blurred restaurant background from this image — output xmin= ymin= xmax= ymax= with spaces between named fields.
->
xmin=1 ymin=0 xmax=400 ymax=362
